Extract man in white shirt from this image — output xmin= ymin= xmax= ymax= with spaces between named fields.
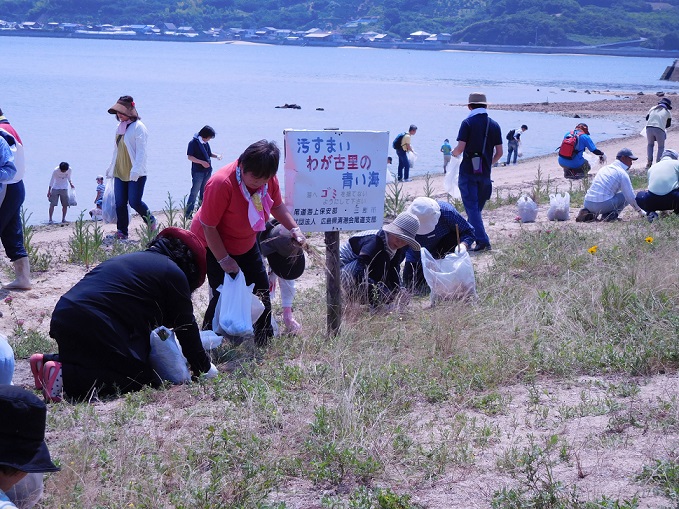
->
xmin=636 ymin=149 xmax=679 ymax=222
xmin=575 ymin=148 xmax=646 ymax=222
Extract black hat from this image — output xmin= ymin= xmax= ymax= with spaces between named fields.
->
xmin=259 ymin=222 xmax=305 ymax=280
xmin=0 ymin=386 xmax=59 ymax=473
xmin=660 ymin=97 xmax=673 ymax=110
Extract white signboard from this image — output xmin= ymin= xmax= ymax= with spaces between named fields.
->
xmin=283 ymin=129 xmax=388 ymax=232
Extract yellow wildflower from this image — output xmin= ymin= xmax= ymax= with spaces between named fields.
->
xmin=645 ymin=236 xmax=653 ymax=244
xmin=588 ymin=245 xmax=598 ymax=255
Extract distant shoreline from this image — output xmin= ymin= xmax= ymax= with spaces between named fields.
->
xmin=3 ymin=30 xmax=679 ymax=59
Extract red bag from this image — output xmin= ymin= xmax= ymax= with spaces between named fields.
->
xmin=558 ymin=131 xmax=580 ymax=159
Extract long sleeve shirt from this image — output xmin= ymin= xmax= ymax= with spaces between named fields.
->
xmin=584 ymin=159 xmax=639 ymax=209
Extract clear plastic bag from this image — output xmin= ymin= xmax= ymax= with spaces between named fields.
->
xmin=102 ymin=177 xmax=116 ymax=223
xmin=0 ymin=334 xmax=15 ymax=385
xmin=443 ymin=155 xmax=462 ymax=200
xmin=547 ymin=192 xmax=571 ymax=221
xmin=212 ymin=271 xmax=258 ymax=337
xmin=517 ymin=194 xmax=538 ymax=223
xmin=149 ymin=326 xmax=191 ymax=384
xmin=67 ymin=188 xmax=77 ymax=207
xmin=407 ymin=151 xmax=417 ymax=168
xmin=421 ymin=247 xmax=477 ymax=304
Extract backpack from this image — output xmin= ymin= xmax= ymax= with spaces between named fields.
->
xmin=506 ymin=129 xmax=516 ymax=141
xmin=558 ymin=130 xmax=580 ymax=159
xmin=392 ymin=132 xmax=406 ymax=150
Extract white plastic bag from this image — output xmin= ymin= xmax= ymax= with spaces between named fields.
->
xmin=68 ymin=188 xmax=77 ymax=207
xmin=200 ymin=330 xmax=223 ymax=350
xmin=517 ymin=194 xmax=538 ymax=223
xmin=407 ymin=151 xmax=417 ymax=168
xmin=640 ymin=126 xmax=647 ymax=138
xmin=102 ymin=177 xmax=116 ymax=223
xmin=0 ymin=334 xmax=15 ymax=385
xmin=149 ymin=326 xmax=191 ymax=384
xmin=443 ymin=155 xmax=462 ymax=200
xmin=212 ymin=272 xmax=257 ymax=337
xmin=547 ymin=192 xmax=571 ymax=221
xmin=421 ymin=247 xmax=477 ymax=304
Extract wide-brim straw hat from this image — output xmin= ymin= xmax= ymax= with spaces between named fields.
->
xmin=468 ymin=92 xmax=487 ymax=106
xmin=0 ymin=386 xmax=60 ymax=474
xmin=108 ymin=97 xmax=139 ymax=118
xmin=408 ymin=197 xmax=441 ymax=235
xmin=158 ymin=227 xmax=207 ymax=289
xmin=382 ymin=212 xmax=421 ymax=251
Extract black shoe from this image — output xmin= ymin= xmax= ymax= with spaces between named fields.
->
xmin=575 ymin=208 xmax=595 ymax=223
xmin=603 ymin=211 xmax=619 ymax=222
xmin=470 ymin=243 xmax=491 ymax=252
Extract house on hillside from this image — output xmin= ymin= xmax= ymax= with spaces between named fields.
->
xmin=18 ymin=21 xmax=43 ymax=30
xmin=159 ymin=22 xmax=177 ymax=35
xmin=409 ymin=31 xmax=431 ymax=42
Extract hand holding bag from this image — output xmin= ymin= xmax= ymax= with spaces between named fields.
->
xmin=149 ymin=326 xmax=191 ymax=384
xmin=213 ymin=271 xmax=257 ymax=337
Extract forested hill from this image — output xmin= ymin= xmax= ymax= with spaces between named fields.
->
xmin=4 ymin=0 xmax=679 ymax=49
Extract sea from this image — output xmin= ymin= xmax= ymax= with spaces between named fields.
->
xmin=3 ymin=35 xmax=679 ymax=224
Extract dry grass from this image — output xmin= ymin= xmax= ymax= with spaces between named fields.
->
xmin=16 ymin=212 xmax=679 ymax=508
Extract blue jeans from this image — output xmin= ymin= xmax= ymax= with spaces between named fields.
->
xmin=114 ymin=176 xmax=154 ymax=236
xmin=459 ymin=172 xmax=492 ymax=247
xmin=185 ymin=169 xmax=211 ymax=217
xmin=0 ymin=181 xmax=27 ymax=261
xmin=396 ymin=149 xmax=409 ymax=181
xmin=203 ymin=243 xmax=273 ymax=347
xmin=583 ymin=194 xmax=627 ymax=216
xmin=506 ymin=140 xmax=518 ymax=164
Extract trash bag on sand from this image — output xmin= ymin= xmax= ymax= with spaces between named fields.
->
xmin=517 ymin=194 xmax=538 ymax=223
xmin=547 ymin=192 xmax=570 ymax=221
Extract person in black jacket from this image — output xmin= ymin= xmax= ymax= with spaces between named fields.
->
xmin=29 ymin=227 xmax=216 ymax=402
xmin=340 ymin=212 xmax=420 ymax=307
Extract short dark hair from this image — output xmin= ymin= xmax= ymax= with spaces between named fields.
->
xmin=59 ymin=162 xmax=69 ymax=172
xmin=238 ymin=140 xmax=280 ymax=180
xmin=146 ymin=236 xmax=201 ymax=292
xmin=198 ymin=125 xmax=215 ymax=139
xmin=521 ymin=125 xmax=528 ymax=130
xmin=387 ymin=156 xmax=392 ymax=163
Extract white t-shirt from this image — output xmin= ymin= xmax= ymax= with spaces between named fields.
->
xmin=49 ymin=168 xmax=71 ymax=190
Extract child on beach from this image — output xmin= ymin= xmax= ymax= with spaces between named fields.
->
xmin=89 ymin=175 xmax=105 ymax=220
xmin=47 ymin=162 xmax=74 ymax=223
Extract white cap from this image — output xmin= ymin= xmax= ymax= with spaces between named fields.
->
xmin=407 ymin=197 xmax=441 ymax=235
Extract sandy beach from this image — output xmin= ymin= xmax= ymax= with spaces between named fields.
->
xmin=1 ymin=92 xmax=671 ymax=372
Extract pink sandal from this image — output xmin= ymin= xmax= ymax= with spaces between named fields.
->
xmin=42 ymin=361 xmax=63 ymax=403
xmin=29 ymin=353 xmax=45 ymax=390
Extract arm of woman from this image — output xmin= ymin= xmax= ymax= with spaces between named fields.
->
xmin=130 ymin=122 xmax=148 ymax=180
xmin=202 ymin=223 xmax=240 ymax=273
xmin=270 ymin=203 xmax=305 ymax=245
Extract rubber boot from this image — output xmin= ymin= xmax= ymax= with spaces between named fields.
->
xmin=3 ymin=257 xmax=32 ymax=290
xmin=283 ymin=307 xmax=301 ymax=335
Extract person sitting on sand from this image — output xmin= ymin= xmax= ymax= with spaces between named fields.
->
xmin=0 ymin=385 xmax=60 ymax=509
xmin=257 ymin=219 xmax=306 ymax=335
xmin=403 ymin=197 xmax=475 ymax=294
xmin=635 ymin=149 xmax=679 ymax=222
xmin=30 ymin=227 xmax=217 ymax=402
xmin=340 ymin=212 xmax=420 ymax=307
xmin=575 ymin=148 xmax=646 ymax=222
xmin=558 ymin=123 xmax=606 ymax=180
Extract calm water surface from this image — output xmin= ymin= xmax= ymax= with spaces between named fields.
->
xmin=3 ymin=36 xmax=678 ymax=223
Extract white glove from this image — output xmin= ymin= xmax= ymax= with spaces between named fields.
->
xmin=454 ymin=243 xmax=467 ymax=254
xmin=290 ymin=227 xmax=306 ymax=246
xmin=203 ymin=363 xmax=218 ymax=379
xmin=129 ymin=171 xmax=140 ymax=182
xmin=637 ymin=209 xmax=647 ymax=217
xmin=599 ymin=154 xmax=607 ymax=164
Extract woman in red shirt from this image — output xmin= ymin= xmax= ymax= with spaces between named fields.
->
xmin=190 ymin=140 xmax=305 ymax=346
